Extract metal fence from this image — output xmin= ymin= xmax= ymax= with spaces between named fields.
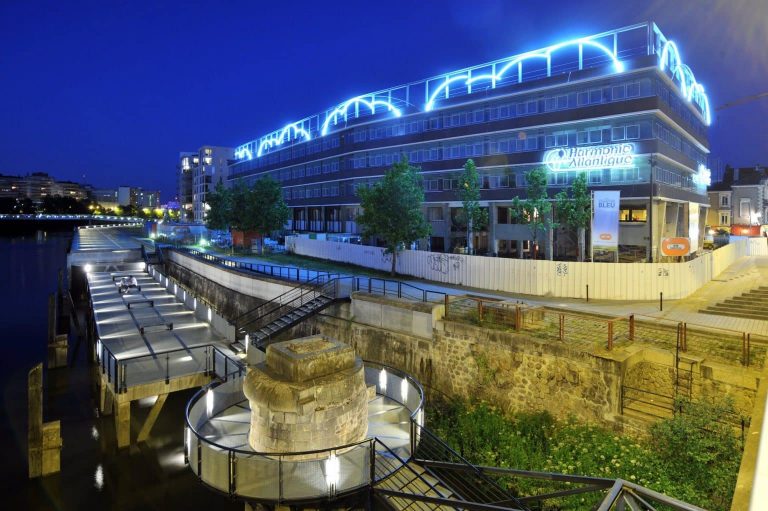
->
xmin=445 ymin=298 xmax=767 ymax=368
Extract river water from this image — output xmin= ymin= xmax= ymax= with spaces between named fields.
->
xmin=0 ymin=230 xmax=237 ymax=510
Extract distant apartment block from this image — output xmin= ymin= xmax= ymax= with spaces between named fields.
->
xmin=0 ymin=172 xmax=88 ymax=202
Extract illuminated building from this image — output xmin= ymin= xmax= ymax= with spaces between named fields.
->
xmin=707 ymin=166 xmax=768 ymax=235
xmin=0 ymin=172 xmax=89 ymax=202
xmin=229 ymin=22 xmax=711 ymax=260
xmin=177 ymin=147 xmax=234 ymax=224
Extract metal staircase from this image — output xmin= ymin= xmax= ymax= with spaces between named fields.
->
xmin=233 ymin=274 xmax=345 ymax=353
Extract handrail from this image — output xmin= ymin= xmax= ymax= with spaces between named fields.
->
xmin=167 ymin=245 xmax=446 ymax=303
xmin=183 ymin=359 xmax=426 ymax=505
xmin=185 ymin=360 xmax=424 ymax=458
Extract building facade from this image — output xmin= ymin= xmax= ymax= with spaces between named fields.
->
xmin=0 ymin=172 xmax=89 ymax=202
xmin=229 ymin=22 xmax=711 ymax=260
xmin=177 ymin=146 xmax=234 ymax=223
xmin=177 ymin=151 xmax=197 ymax=221
xmin=707 ymin=166 xmax=768 ymax=235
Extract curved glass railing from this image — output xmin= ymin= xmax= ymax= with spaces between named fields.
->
xmin=184 ymin=361 xmax=424 ymax=504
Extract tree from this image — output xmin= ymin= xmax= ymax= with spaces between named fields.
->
xmin=230 ymin=177 xmax=290 ymax=253
xmin=205 ymin=182 xmax=233 ymax=231
xmin=554 ymin=172 xmax=591 ymax=261
xmin=511 ymin=167 xmax=554 ymax=260
xmin=456 ymin=159 xmax=488 ymax=254
xmin=357 ymin=156 xmax=431 ymax=276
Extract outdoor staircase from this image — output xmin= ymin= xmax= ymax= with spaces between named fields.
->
xmin=700 ymin=286 xmax=768 ymax=320
xmin=231 ymin=275 xmax=342 ymax=353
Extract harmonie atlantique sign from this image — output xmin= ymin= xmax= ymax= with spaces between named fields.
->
xmin=544 ymin=143 xmax=634 ymax=172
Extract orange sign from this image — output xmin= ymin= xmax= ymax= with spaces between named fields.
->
xmin=599 ymin=233 xmax=613 ymax=240
xmin=661 ymin=237 xmax=691 ymax=257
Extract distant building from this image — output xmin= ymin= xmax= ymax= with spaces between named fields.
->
xmin=177 ymin=146 xmax=234 ymax=224
xmin=137 ymin=189 xmax=161 ymax=209
xmin=706 ymin=166 xmax=767 ymax=234
xmin=0 ymin=172 xmax=88 ymax=202
xmin=177 ymin=152 xmax=197 ymax=221
xmin=91 ymin=188 xmax=119 ymax=210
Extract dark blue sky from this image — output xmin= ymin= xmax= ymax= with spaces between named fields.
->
xmin=1 ymin=0 xmax=766 ymax=200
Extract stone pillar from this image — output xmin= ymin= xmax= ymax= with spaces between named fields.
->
xmin=28 ymin=363 xmax=61 ymax=477
xmin=115 ymin=398 xmax=131 ymax=449
xmin=243 ymin=336 xmax=368 ymax=457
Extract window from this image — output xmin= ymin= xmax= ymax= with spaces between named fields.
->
xmin=721 ymin=214 xmax=729 ymax=225
xmin=626 ymin=82 xmax=640 ymax=97
xmin=625 ymin=125 xmax=640 ymax=139
xmin=589 ymin=130 xmax=602 ymax=143
xmin=427 ymin=207 xmax=443 ymax=221
xmin=620 ymin=207 xmax=647 ymax=222
xmin=497 ymin=207 xmax=509 ymax=224
xmin=589 ymin=170 xmax=602 ymax=184
xmin=612 ymin=127 xmax=625 ymax=141
xmin=720 ymin=195 xmax=729 ymax=206
xmin=740 ymin=199 xmax=751 ymax=219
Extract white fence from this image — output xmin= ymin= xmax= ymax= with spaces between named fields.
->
xmin=287 ymin=236 xmax=768 ymax=300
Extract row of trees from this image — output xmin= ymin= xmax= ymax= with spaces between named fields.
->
xmin=358 ymin=157 xmax=592 ymax=274
xmin=204 ymin=157 xmax=592 ymax=273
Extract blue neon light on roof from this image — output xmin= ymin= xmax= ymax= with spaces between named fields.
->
xmin=658 ymin=40 xmax=711 ymax=125
xmin=425 ymin=38 xmax=624 ymax=111
xmin=233 ymin=23 xmax=709 ymax=161
xmin=321 ymin=96 xmax=402 ymax=136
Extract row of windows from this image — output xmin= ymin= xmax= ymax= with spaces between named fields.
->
xmin=237 ymin=117 xmax=702 ymax=187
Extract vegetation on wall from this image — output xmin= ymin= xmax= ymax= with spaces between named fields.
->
xmin=427 ymin=398 xmax=742 ymax=510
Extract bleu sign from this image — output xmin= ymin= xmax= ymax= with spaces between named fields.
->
xmin=544 ymin=143 xmax=634 ymax=172
xmin=591 ymin=190 xmax=621 ymax=261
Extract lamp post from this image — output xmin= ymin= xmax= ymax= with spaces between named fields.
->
xmin=648 ymin=156 xmax=656 ymax=263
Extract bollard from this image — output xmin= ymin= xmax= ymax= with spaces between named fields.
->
xmin=586 ymin=285 xmax=589 ymax=302
xmin=629 ymin=314 xmax=635 ymax=341
xmin=659 ymin=292 xmax=663 ymax=311
xmin=607 ymin=321 xmax=614 ymax=350
xmin=478 ymin=301 xmax=484 ymax=322
xmin=559 ymin=314 xmax=564 ymax=341
xmin=444 ymin=295 xmax=450 ymax=319
xmin=515 ymin=305 xmax=522 ymax=332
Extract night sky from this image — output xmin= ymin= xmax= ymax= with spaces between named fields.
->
xmin=1 ymin=0 xmax=766 ymax=201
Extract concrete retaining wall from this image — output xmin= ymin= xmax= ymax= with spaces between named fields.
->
xmin=287 ymin=237 xmax=767 ymax=300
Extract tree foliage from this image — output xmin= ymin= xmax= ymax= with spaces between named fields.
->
xmin=456 ymin=159 xmax=488 ymax=254
xmin=204 ymin=177 xmax=289 ymax=252
xmin=554 ymin=172 xmax=591 ymax=261
xmin=205 ymin=182 xmax=233 ymax=231
xmin=511 ymin=167 xmax=554 ymax=259
xmin=357 ymin=156 xmax=431 ymax=275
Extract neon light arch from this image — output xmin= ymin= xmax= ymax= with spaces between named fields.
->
xmin=425 ymin=38 xmax=624 ymax=111
xmin=234 ymin=147 xmax=253 ymax=160
xmin=659 ymin=40 xmax=711 ymax=125
xmin=256 ymin=123 xmax=311 ymax=157
xmin=321 ymin=96 xmax=402 ymax=136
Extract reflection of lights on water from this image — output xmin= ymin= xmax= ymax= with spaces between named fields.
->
xmin=94 ymin=464 xmax=104 ymax=490
xmin=158 ymin=449 xmax=187 ymax=470
xmin=91 ymin=426 xmax=99 ymax=441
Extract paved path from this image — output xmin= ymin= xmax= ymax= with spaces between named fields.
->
xmin=163 ymin=242 xmax=768 ymax=336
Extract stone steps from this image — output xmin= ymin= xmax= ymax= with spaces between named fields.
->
xmin=699 ymin=286 xmax=768 ymax=320
xmin=376 ymin=461 xmax=456 ymax=511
